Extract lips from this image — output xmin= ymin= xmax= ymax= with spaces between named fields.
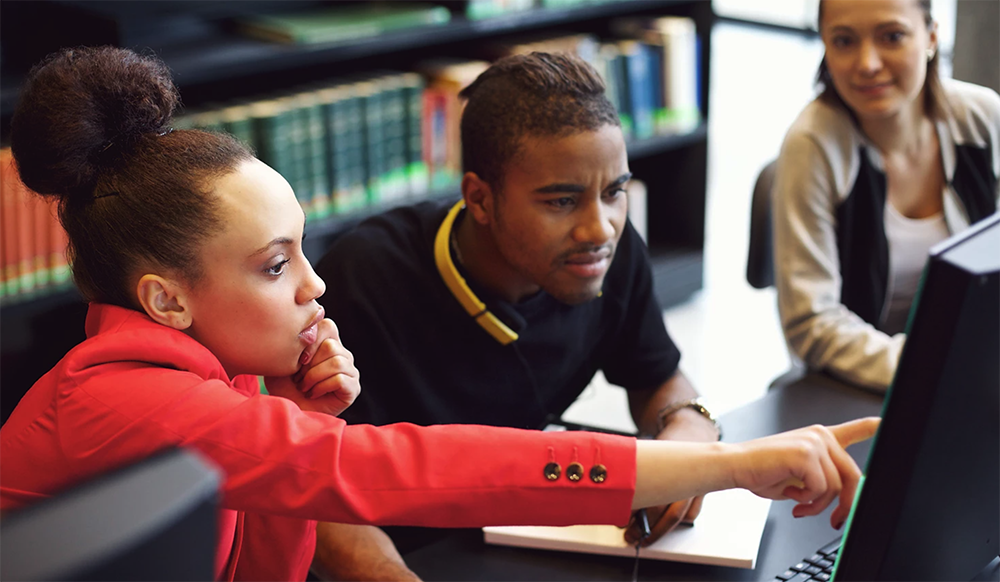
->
xmin=852 ymin=82 xmax=893 ymax=96
xmin=299 ymin=306 xmax=325 ymax=346
xmin=563 ymin=251 xmax=612 ymax=278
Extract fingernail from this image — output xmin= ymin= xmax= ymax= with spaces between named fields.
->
xmin=300 ymin=351 xmax=311 ymax=365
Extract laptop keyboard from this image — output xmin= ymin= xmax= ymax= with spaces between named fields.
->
xmin=770 ymin=537 xmax=841 ymax=582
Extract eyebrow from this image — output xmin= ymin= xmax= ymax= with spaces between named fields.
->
xmin=249 ymin=219 xmax=307 ymax=258
xmin=250 ymin=237 xmax=294 ymax=258
xmin=828 ymin=20 xmax=911 ymax=34
xmin=533 ymin=172 xmax=633 ymax=195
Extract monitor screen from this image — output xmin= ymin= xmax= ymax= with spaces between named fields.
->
xmin=834 ymin=212 xmax=1000 ymax=581
xmin=0 ymin=448 xmax=221 ymax=581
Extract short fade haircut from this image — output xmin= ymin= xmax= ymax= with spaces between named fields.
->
xmin=459 ymin=52 xmax=620 ymax=193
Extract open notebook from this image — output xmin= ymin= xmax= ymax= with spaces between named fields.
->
xmin=483 ymin=488 xmax=771 ymax=569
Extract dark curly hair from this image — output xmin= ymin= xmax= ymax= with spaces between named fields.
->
xmin=10 ymin=46 xmax=252 ymax=309
xmin=815 ymin=0 xmax=945 ymax=118
xmin=459 ymin=52 xmax=620 ymax=193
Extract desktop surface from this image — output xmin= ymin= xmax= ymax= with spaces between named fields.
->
xmin=401 ymin=373 xmax=884 ymax=581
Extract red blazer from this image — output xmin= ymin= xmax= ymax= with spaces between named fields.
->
xmin=1 ymin=304 xmax=636 ymax=581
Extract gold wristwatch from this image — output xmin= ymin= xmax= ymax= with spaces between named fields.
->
xmin=655 ymin=397 xmax=722 ymax=440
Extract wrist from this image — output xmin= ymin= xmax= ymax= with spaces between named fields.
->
xmin=655 ymin=398 xmax=722 ymax=440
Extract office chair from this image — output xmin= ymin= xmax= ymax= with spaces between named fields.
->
xmin=746 ymin=160 xmax=805 ymax=390
xmin=746 ymin=160 xmax=777 ymax=290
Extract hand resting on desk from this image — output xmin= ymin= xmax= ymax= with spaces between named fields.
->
xmin=625 ymin=406 xmax=719 ymax=547
xmin=633 ymin=417 xmax=879 ymax=531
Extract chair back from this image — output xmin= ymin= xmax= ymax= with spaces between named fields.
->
xmin=746 ymin=160 xmax=778 ymax=289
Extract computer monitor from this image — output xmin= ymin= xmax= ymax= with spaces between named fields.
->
xmin=833 ymin=212 xmax=1000 ymax=581
xmin=0 ymin=448 xmax=221 ymax=581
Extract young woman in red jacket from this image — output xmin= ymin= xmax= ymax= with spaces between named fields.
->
xmin=0 ymin=46 xmax=878 ymax=581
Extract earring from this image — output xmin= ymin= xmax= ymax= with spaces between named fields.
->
xmin=926 ymin=48 xmax=936 ymax=61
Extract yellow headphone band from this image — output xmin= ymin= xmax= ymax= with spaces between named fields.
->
xmin=434 ymin=200 xmax=519 ymax=345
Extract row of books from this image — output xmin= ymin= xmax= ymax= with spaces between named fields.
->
xmin=493 ymin=18 xmax=701 ymax=139
xmin=0 ymin=149 xmax=72 ymax=304
xmin=176 ymin=65 xmax=487 ymax=220
xmin=177 ymin=19 xmax=700 ymax=221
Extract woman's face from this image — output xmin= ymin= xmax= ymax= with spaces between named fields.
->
xmin=183 ymin=158 xmax=327 ymax=379
xmin=820 ymin=0 xmax=937 ymax=121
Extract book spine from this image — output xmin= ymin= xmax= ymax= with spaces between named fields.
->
xmin=222 ymin=104 xmax=256 ymax=152
xmin=422 ymin=88 xmax=453 ymax=190
xmin=31 ymin=185 xmax=50 ymax=290
xmin=48 ymin=197 xmax=71 ymax=288
xmin=284 ymin=96 xmax=313 ymax=216
xmin=324 ymin=87 xmax=350 ymax=214
xmin=402 ymin=73 xmax=429 ymax=196
xmin=620 ymin=41 xmax=654 ymax=140
xmin=9 ymin=152 xmax=36 ymax=297
xmin=380 ymin=76 xmax=409 ymax=201
xmin=359 ymin=81 xmax=385 ymax=206
xmin=657 ymin=16 xmax=700 ymax=133
xmin=0 ymin=165 xmax=5 ymax=300
xmin=252 ymin=99 xmax=295 ymax=204
xmin=0 ymin=149 xmax=21 ymax=298
xmin=302 ymin=92 xmax=331 ymax=219
xmin=612 ymin=47 xmax=633 ymax=140
xmin=343 ymin=89 xmax=368 ymax=211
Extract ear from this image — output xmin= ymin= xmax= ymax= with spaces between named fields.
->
xmin=461 ymin=171 xmax=496 ymax=227
xmin=136 ymin=274 xmax=192 ymax=330
xmin=927 ymin=20 xmax=939 ymax=55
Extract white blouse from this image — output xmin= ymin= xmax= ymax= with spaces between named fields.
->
xmin=882 ymin=202 xmax=950 ymax=335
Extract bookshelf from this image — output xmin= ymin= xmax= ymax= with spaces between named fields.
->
xmin=0 ymin=0 xmax=714 ymax=423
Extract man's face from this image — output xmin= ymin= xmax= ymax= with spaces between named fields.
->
xmin=487 ymin=124 xmax=630 ymax=305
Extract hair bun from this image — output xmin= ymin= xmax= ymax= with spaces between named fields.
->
xmin=10 ymin=46 xmax=179 ymax=202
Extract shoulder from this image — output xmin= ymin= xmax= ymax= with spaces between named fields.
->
xmin=776 ymin=97 xmax=863 ymax=202
xmin=781 ymin=96 xmax=860 ymax=161
xmin=940 ymin=78 xmax=1000 ymax=149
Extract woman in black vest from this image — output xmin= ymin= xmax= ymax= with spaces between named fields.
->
xmin=773 ymin=0 xmax=999 ymax=390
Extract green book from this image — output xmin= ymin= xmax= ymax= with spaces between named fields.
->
xmin=342 ymin=86 xmax=369 ymax=212
xmin=401 ymin=72 xmax=428 ymax=197
xmin=239 ymin=4 xmax=451 ymax=45
xmin=251 ymin=98 xmax=296 ymax=199
xmin=282 ymin=94 xmax=314 ymax=216
xmin=221 ymin=103 xmax=256 ymax=152
xmin=358 ymin=80 xmax=386 ymax=206
xmin=297 ymin=91 xmax=332 ymax=219
xmin=378 ymin=75 xmax=409 ymax=202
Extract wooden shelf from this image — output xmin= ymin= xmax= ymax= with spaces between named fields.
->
xmin=0 ymin=0 xmax=698 ymax=115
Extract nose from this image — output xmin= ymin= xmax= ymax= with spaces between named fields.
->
xmin=572 ymin=198 xmax=616 ymax=248
xmin=857 ymin=40 xmax=883 ymax=75
xmin=297 ymin=259 xmax=327 ymax=304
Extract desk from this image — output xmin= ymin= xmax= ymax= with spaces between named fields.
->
xmin=401 ymin=372 xmax=883 ymax=581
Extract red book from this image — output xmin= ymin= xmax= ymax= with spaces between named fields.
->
xmin=0 ymin=149 xmax=21 ymax=298
xmin=11 ymin=155 xmax=36 ymax=295
xmin=48 ymin=198 xmax=71 ymax=287
xmin=32 ymin=183 xmax=51 ymax=289
xmin=0 ymin=161 xmax=6 ymax=300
